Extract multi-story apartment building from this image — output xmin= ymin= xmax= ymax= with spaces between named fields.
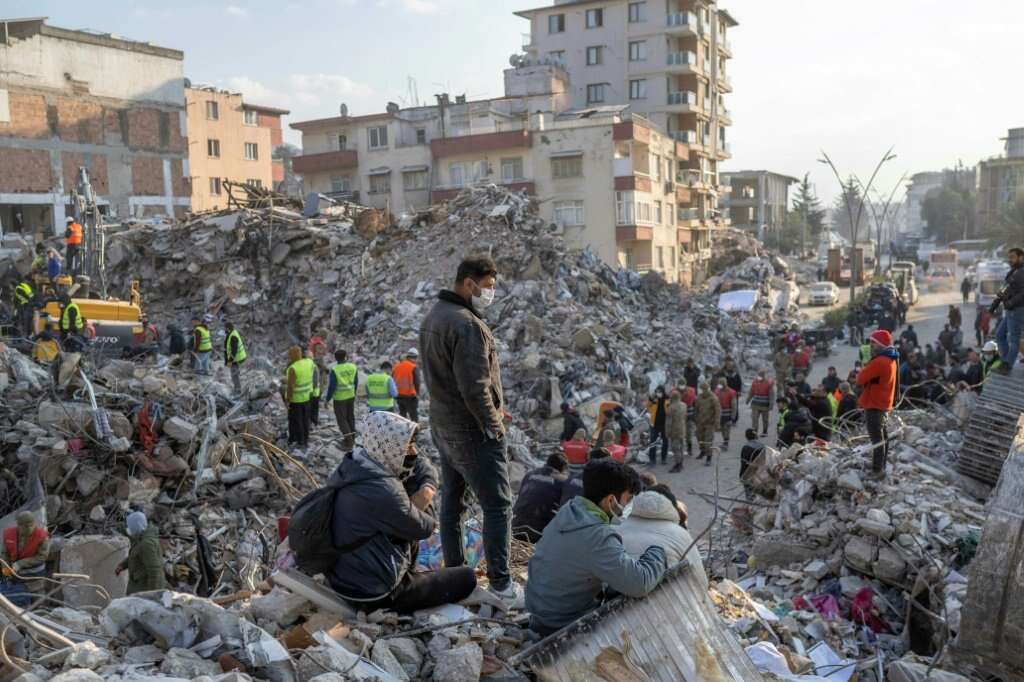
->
xmin=904 ymin=171 xmax=944 ymax=236
xmin=976 ymin=127 xmax=1024 ymax=233
xmin=0 ymin=17 xmax=190 ymax=235
xmin=721 ymin=170 xmax=797 ymax=237
xmin=185 ymin=86 xmax=289 ymax=212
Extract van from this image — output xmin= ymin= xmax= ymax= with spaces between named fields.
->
xmin=975 ymin=260 xmax=1010 ymax=307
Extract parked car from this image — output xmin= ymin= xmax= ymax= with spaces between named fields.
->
xmin=928 ymin=268 xmax=956 ymax=292
xmin=806 ymin=281 xmax=840 ymax=306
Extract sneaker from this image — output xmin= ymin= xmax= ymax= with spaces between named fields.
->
xmin=488 ymin=582 xmax=525 ymax=611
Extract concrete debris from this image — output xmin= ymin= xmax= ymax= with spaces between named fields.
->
xmin=431 ymin=642 xmax=483 ymax=682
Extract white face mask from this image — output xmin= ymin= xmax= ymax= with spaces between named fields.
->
xmin=607 ymin=496 xmax=625 ymax=519
xmin=472 ymin=283 xmax=496 ymax=309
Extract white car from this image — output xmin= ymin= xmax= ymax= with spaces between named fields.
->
xmin=806 ymin=281 xmax=840 ymax=306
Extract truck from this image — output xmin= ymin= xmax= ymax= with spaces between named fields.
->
xmin=929 ymin=249 xmax=958 ymax=272
xmin=975 ymin=260 xmax=1010 ymax=308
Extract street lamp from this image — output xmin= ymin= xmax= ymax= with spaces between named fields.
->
xmin=858 ymin=172 xmax=909 ymax=276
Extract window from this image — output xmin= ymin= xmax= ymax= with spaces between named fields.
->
xmin=330 ymin=176 xmax=351 ymax=193
xmin=657 ymin=246 xmax=665 ymax=268
xmin=247 ymin=178 xmax=262 ymax=189
xmin=586 ymin=8 xmax=603 ymax=28
xmin=403 ymin=170 xmax=428 ymax=190
xmin=209 ymin=177 xmax=221 ymax=195
xmin=586 ymin=46 xmax=603 ymax=66
xmin=338 ymin=134 xmax=348 ymax=150
xmin=669 ymin=247 xmax=676 ymax=267
xmin=552 ymin=155 xmax=583 ymax=178
xmin=243 ymin=109 xmax=258 ymax=126
xmin=206 ymin=101 xmax=219 ymax=120
xmin=548 ymin=13 xmax=565 ymax=33
xmin=638 ymin=201 xmax=652 ymax=223
xmin=368 ymin=125 xmax=389 ymax=149
xmin=629 ymin=79 xmax=647 ymax=100
xmin=586 ymin=83 xmax=605 ymax=104
xmin=244 ymin=142 xmax=259 ymax=160
xmin=553 ymin=200 xmax=585 ymax=226
xmin=665 ymin=158 xmax=673 ymax=181
xmin=472 ymin=160 xmax=489 ymax=181
xmin=450 ymin=163 xmax=465 ymax=187
xmin=616 ymin=192 xmax=634 ymax=225
xmin=654 ymin=200 xmax=662 ymax=224
xmin=207 ymin=139 xmax=220 ymax=158
xmin=415 ymin=129 xmax=426 ymax=145
xmin=549 ymin=50 xmax=566 ymax=65
xmin=628 ymin=41 xmax=647 ymax=62
xmin=501 ymin=157 xmax=523 ymax=182
xmin=369 ymin=173 xmax=391 ymax=194
xmin=628 ymin=2 xmax=645 ymax=23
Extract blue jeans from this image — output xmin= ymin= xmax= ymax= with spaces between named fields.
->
xmin=192 ymin=350 xmax=211 ymax=374
xmin=996 ymin=307 xmax=1024 ymax=368
xmin=433 ymin=426 xmax=512 ymax=591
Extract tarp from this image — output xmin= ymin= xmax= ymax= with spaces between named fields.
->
xmin=718 ymin=289 xmax=759 ymax=312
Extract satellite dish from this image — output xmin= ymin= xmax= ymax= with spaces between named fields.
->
xmin=509 ymin=54 xmax=522 ymax=68
xmin=386 ymin=101 xmax=400 ymax=114
xmin=339 ymin=103 xmax=349 ymax=117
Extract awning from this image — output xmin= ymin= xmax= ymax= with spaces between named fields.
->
xmin=401 ymin=165 xmax=429 ymax=173
xmin=550 ymin=150 xmax=584 ymax=158
xmin=367 ymin=167 xmax=391 ymax=176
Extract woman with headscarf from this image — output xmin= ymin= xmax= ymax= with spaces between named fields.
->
xmin=116 ymin=511 xmax=165 ymax=594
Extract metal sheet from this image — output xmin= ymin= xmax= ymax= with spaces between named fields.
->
xmin=957 ymin=366 xmax=1024 ymax=484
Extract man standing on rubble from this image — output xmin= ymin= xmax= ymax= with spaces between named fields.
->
xmin=307 ymin=346 xmax=327 ymax=429
xmin=191 ymin=315 xmax=213 ymax=376
xmin=665 ymin=390 xmax=687 ymax=473
xmin=392 ymin=349 xmax=421 ymax=422
xmin=683 ymin=358 xmax=700 ymax=390
xmin=419 ymin=256 xmax=520 ymax=606
xmin=992 ymin=246 xmax=1024 ymax=374
xmin=325 ymin=349 xmax=359 ymax=452
xmin=773 ymin=345 xmax=792 ymax=399
xmin=646 ymin=386 xmax=670 ymax=466
xmin=856 ymin=329 xmax=899 ymax=478
xmin=116 ymin=511 xmax=165 ymax=594
xmin=1 ymin=512 xmax=50 ymax=595
xmin=12 ymin=279 xmax=35 ymax=336
xmin=283 ymin=345 xmax=314 ymax=456
xmin=58 ymin=294 xmax=84 ymax=346
xmin=366 ymin=361 xmax=398 ymax=413
xmin=714 ymin=379 xmax=738 ymax=448
xmin=694 ymin=383 xmax=721 ymax=465
xmin=64 ymin=216 xmax=83 ymax=276
xmin=223 ymin=321 xmax=246 ymax=396
xmin=747 ymin=370 xmax=773 ymax=437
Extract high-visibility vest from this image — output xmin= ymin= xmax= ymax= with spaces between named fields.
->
xmin=716 ymin=388 xmax=736 ymax=419
xmin=3 ymin=526 xmax=47 ymax=563
xmin=14 ymin=282 xmax=33 ymax=306
xmin=984 ymin=358 xmax=1003 ymax=378
xmin=778 ymin=409 xmax=789 ymax=430
xmin=194 ymin=325 xmax=212 ymax=352
xmin=311 ymin=366 xmax=321 ymax=398
xmin=66 ymin=222 xmax=83 ymax=245
xmin=392 ymin=360 xmax=418 ymax=397
xmin=61 ymin=302 xmax=83 ymax=331
xmin=366 ymin=372 xmax=395 ymax=409
xmin=859 ymin=344 xmax=872 ymax=364
xmin=288 ymin=358 xmax=315 ymax=403
xmin=331 ymin=363 xmax=357 ymax=401
xmin=826 ymin=393 xmax=839 ymax=419
xmin=225 ymin=329 xmax=246 ymax=363
xmin=750 ymin=379 xmax=773 ymax=407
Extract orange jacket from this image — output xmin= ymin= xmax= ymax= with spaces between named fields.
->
xmin=856 ymin=351 xmax=898 ymax=411
xmin=66 ymin=222 xmax=83 ymax=245
xmin=392 ymin=360 xmax=419 ymax=397
xmin=3 ymin=526 xmax=48 ymax=562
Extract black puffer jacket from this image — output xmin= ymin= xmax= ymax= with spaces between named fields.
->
xmin=1002 ymin=264 xmax=1024 ymax=311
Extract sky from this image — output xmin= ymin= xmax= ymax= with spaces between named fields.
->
xmin=14 ymin=0 xmax=1024 ymax=207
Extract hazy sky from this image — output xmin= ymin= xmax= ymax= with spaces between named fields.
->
xmin=14 ymin=0 xmax=1024 ymax=206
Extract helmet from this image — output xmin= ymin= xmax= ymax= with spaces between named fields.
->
xmin=65 ymin=217 xmax=74 ymax=224
xmin=982 ymin=341 xmax=998 ymax=353
xmin=407 ymin=348 xmax=419 ymax=358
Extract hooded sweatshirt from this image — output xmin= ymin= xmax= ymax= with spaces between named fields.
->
xmin=857 ymin=347 xmax=899 ymax=410
xmin=525 ymin=497 xmax=668 ymax=632
xmin=619 ymin=492 xmax=708 ymax=590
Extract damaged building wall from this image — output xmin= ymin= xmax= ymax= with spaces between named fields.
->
xmin=0 ymin=18 xmax=190 ymax=234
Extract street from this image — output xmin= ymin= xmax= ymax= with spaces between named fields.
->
xmin=660 ymin=280 xmax=971 ymax=540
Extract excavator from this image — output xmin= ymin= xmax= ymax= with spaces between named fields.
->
xmin=29 ymin=168 xmax=146 ymax=354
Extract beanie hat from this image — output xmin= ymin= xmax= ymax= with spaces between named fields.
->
xmin=126 ymin=511 xmax=148 ymax=536
xmin=869 ymin=329 xmax=893 ymax=347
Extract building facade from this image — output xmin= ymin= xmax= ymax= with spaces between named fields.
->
xmin=904 ymin=171 xmax=943 ymax=236
xmin=720 ymin=170 xmax=796 ymax=237
xmin=976 ymin=128 xmax=1024 ymax=233
xmin=0 ymin=17 xmax=190 ymax=235
xmin=185 ymin=86 xmax=288 ymax=212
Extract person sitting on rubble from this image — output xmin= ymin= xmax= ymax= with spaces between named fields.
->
xmin=777 ymin=398 xmax=813 ymax=448
xmin=1 ymin=512 xmax=50 ymax=596
xmin=597 ymin=429 xmax=627 ymax=462
xmin=612 ymin=406 xmax=633 ymax=448
xmin=116 ymin=511 xmax=166 ymax=594
xmin=326 ymin=411 xmax=475 ymax=613
xmin=512 ymin=453 xmax=569 ymax=543
xmin=965 ymin=349 xmax=984 ymax=391
xmin=560 ymin=447 xmax=610 ymax=506
xmin=946 ymin=354 xmax=967 ymax=385
xmin=922 ymin=363 xmax=950 ymax=405
xmin=821 ymin=366 xmax=841 ymax=394
xmin=796 ymin=385 xmax=834 ymax=442
xmin=526 ymin=459 xmax=668 ymax=636
xmin=739 ymin=429 xmax=764 ymax=499
xmin=836 ymin=382 xmax=859 ymax=425
xmin=559 ymin=402 xmax=587 ymax=442
xmin=620 ymin=484 xmax=708 ymax=590
xmin=561 ymin=428 xmax=590 ymax=466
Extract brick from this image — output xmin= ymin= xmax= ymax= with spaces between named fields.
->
xmin=126 ymin=107 xmax=185 ymax=152
xmin=131 ymin=155 xmax=164 ymax=195
xmin=62 ymin=153 xmax=109 ymax=194
xmin=102 ymin=107 xmax=126 ymax=145
xmin=0 ymin=148 xmax=53 ymax=192
xmin=0 ymin=92 xmax=50 ymax=139
xmin=170 ymin=159 xmax=190 ymax=197
xmin=56 ymin=97 xmax=103 ymax=144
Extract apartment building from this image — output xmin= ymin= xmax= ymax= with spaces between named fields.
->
xmin=185 ymin=86 xmax=289 ymax=211
xmin=904 ymin=171 xmax=944 ymax=236
xmin=976 ymin=127 xmax=1024 ymax=233
xmin=721 ymin=170 xmax=797 ymax=237
xmin=0 ymin=17 xmax=190 ymax=235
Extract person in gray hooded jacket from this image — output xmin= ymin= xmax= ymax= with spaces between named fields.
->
xmin=326 ymin=411 xmax=477 ymax=613
xmin=525 ymin=459 xmax=668 ymax=635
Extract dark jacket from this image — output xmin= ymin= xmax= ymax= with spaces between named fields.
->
xmin=778 ymin=407 xmax=813 ymax=447
xmin=837 ymin=394 xmax=859 ymax=422
xmin=723 ymin=370 xmax=742 ymax=394
xmin=966 ymin=362 xmax=984 ymax=391
xmin=512 ymin=465 xmax=567 ymax=542
xmin=168 ymin=327 xmax=186 ymax=355
xmin=125 ymin=526 xmax=166 ymax=595
xmin=798 ymin=394 xmax=833 ymax=441
xmin=559 ymin=469 xmax=584 ymax=506
xmin=821 ymin=375 xmax=841 ymax=393
xmin=419 ymin=291 xmax=504 ymax=436
xmin=739 ymin=441 xmax=764 ymax=479
xmin=683 ymin=366 xmax=700 ymax=389
xmin=560 ymin=410 xmax=586 ymax=442
xmin=1001 ymin=264 xmax=1024 ymax=311
xmin=327 ymin=451 xmax=437 ymax=602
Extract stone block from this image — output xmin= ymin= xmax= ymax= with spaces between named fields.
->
xmin=163 ymin=416 xmax=198 ymax=443
xmin=752 ymin=533 xmax=825 ymax=568
xmin=854 ymin=518 xmax=894 ymax=540
xmin=873 ymin=546 xmax=907 ymax=582
xmin=844 ymin=536 xmax=876 ymax=573
xmin=60 ymin=535 xmax=129 ymax=608
xmin=432 ymin=643 xmax=482 ymax=682
xmin=37 ymin=401 xmax=93 ymax=432
xmin=249 ymin=587 xmax=311 ymax=627
xmin=159 ymin=647 xmax=220 ymax=678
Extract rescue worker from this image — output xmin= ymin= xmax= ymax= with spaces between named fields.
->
xmin=115 ymin=511 xmax=165 ymax=594
xmin=283 ymin=345 xmax=314 ymax=456
xmin=694 ymin=382 xmax=721 ymax=465
xmin=224 ymin=321 xmax=246 ymax=395
xmin=392 ymin=349 xmax=421 ymax=422
xmin=856 ymin=329 xmax=899 ymax=478
xmin=366 ymin=361 xmax=398 ymax=413
xmin=715 ymin=378 xmax=738 ymax=448
xmin=13 ymin=280 xmax=35 ymax=336
xmin=31 ymin=322 xmax=61 ymax=364
xmin=325 ymin=349 xmax=359 ymax=452
xmin=679 ymin=383 xmax=697 ymax=457
xmin=307 ymin=348 xmax=322 ymax=429
xmin=665 ymin=390 xmax=688 ymax=473
xmin=59 ymin=295 xmax=84 ymax=343
xmin=773 ymin=345 xmax=792 ymax=399
xmin=746 ymin=371 xmax=774 ymax=437
xmin=64 ymin=216 xmax=83 ymax=276
xmin=191 ymin=315 xmax=212 ymax=375
xmin=981 ymin=340 xmax=1002 ymax=378
xmin=1 ymin=512 xmax=50 ymax=596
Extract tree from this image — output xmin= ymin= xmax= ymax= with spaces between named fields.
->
xmin=770 ymin=212 xmax=806 ymax=255
xmin=831 ymin=176 xmax=869 ymax=242
xmin=988 ymin=191 xmax=1024 ymax=248
xmin=791 ymin=173 xmax=827 ymax=254
xmin=920 ymin=162 xmax=976 ymax=245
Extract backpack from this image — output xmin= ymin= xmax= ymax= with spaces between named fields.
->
xmin=288 ymin=479 xmax=376 ymax=576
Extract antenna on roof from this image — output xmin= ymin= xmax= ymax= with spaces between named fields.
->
xmin=339 ymin=103 xmax=349 ymax=117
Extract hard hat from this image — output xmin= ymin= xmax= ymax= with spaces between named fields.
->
xmin=983 ymin=341 xmax=998 ymax=353
xmin=407 ymin=348 xmax=419 ymax=358
xmin=65 ymin=217 xmax=74 ymax=223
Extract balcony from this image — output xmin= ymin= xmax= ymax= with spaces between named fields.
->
xmin=292 ymin=149 xmax=358 ymax=174
xmin=665 ymin=90 xmax=699 ymax=113
xmin=717 ymin=142 xmax=732 ymax=159
xmin=666 ymin=51 xmax=699 ymax=74
xmin=430 ymin=130 xmax=532 ymax=158
xmin=677 ymin=207 xmax=699 ymax=223
xmin=718 ymin=106 xmax=732 ymax=124
xmin=677 ymin=168 xmax=704 ymax=188
xmin=616 ymin=225 xmax=654 ymax=243
xmin=671 ymin=130 xmax=697 ymax=145
xmin=613 ymin=157 xmax=634 ymax=178
xmin=719 ymin=37 xmax=733 ymax=57
xmin=717 ymin=72 xmax=733 ymax=92
xmin=666 ymin=12 xmax=698 ymax=36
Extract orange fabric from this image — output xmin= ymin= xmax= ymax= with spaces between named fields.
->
xmin=562 ymin=439 xmax=589 ymax=465
xmin=392 ymin=360 xmax=418 ymax=396
xmin=66 ymin=223 xmax=83 ymax=245
xmin=716 ymin=387 xmax=737 ymax=409
xmin=750 ymin=379 xmax=774 ymax=396
xmin=856 ymin=354 xmax=897 ymax=410
xmin=3 ymin=527 xmax=47 ymax=562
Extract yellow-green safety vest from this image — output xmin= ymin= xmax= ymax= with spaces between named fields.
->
xmin=289 ymin=357 xmax=315 ymax=403
xmin=61 ymin=302 xmax=83 ymax=331
xmin=195 ymin=325 xmax=212 ymax=352
xmin=225 ymin=329 xmax=246 ymax=363
xmin=859 ymin=344 xmax=872 ymax=364
xmin=14 ymin=282 xmax=33 ymax=306
xmin=332 ymin=363 xmax=358 ymax=401
xmin=984 ymin=358 xmax=1003 ymax=378
xmin=366 ymin=372 xmax=395 ymax=409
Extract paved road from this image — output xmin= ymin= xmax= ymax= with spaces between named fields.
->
xmin=659 ymin=279 xmax=971 ymax=544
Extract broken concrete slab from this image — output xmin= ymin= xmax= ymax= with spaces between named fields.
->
xmin=432 ymin=643 xmax=482 ymax=682
xmin=163 ymin=416 xmax=198 ymax=443
xmin=248 ymin=587 xmax=311 ymax=627
xmin=59 ymin=535 xmax=129 ymax=608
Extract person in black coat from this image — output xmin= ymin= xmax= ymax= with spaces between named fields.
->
xmin=778 ymin=402 xmax=813 ymax=448
xmin=513 ymin=454 xmax=569 ymax=543
xmin=836 ymin=382 xmax=859 ymax=424
xmin=797 ymin=386 xmax=834 ymax=442
xmin=559 ymin=402 xmax=586 ymax=442
xmin=683 ymin=359 xmax=700 ymax=390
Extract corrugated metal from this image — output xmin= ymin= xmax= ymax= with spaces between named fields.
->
xmin=957 ymin=366 xmax=1024 ymax=484
xmin=514 ymin=564 xmax=765 ymax=681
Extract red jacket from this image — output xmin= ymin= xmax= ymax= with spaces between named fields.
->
xmin=856 ymin=352 xmax=898 ymax=410
xmin=4 ymin=526 xmax=48 ymax=562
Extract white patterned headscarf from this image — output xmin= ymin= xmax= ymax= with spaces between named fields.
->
xmin=361 ymin=411 xmax=418 ymax=476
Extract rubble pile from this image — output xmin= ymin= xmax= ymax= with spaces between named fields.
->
xmin=707 ymin=227 xmax=766 ymax=273
xmin=707 ymin=409 xmax=984 ymax=678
